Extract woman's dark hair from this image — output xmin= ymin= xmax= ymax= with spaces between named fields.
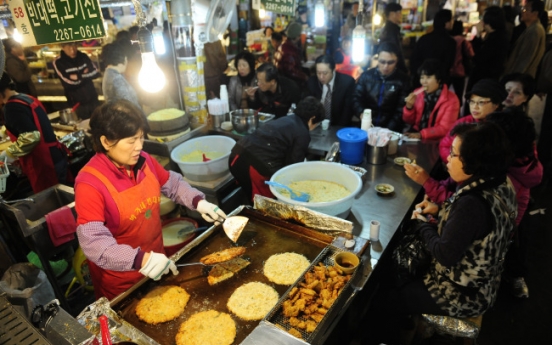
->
xmin=483 ymin=6 xmax=506 ymax=32
xmin=89 ymin=100 xmax=149 ymax=153
xmin=294 ymin=96 xmax=324 ymax=126
xmin=433 ymin=10 xmax=452 ymax=30
xmin=315 ymin=55 xmax=336 ymax=71
xmin=418 ymin=59 xmax=445 ymax=83
xmin=263 ymin=26 xmax=274 ymax=36
xmin=500 ymin=73 xmax=536 ymax=104
xmin=0 ymin=72 xmax=15 ymax=93
xmin=271 ymin=32 xmax=283 ymax=43
xmin=115 ymin=30 xmax=130 ymax=41
xmin=256 ymin=63 xmax=279 ymax=82
xmin=486 ymin=110 xmax=536 ymax=159
xmin=452 ymin=122 xmax=513 ymax=177
xmin=101 ymin=42 xmax=126 ymax=67
xmin=234 ymin=51 xmax=256 ymax=83
xmin=384 ymin=3 xmax=402 ymax=17
xmin=377 ymin=41 xmax=400 ymax=56
xmin=451 ymin=20 xmax=464 ymax=36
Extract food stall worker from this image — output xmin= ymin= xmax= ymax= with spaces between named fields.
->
xmin=53 ymin=41 xmax=100 ymax=120
xmin=229 ymin=96 xmax=323 ymax=202
xmin=0 ymin=74 xmax=70 ymax=193
xmin=75 ymin=100 xmax=226 ymax=300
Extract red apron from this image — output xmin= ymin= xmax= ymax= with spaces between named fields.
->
xmin=81 ymin=164 xmax=164 ymax=300
xmin=6 ymin=96 xmax=63 ymax=193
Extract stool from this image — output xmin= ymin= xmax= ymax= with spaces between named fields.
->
xmin=419 ymin=314 xmax=483 ymax=345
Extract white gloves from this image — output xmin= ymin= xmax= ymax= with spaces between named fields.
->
xmin=0 ymin=150 xmax=16 ymax=164
xmin=197 ymin=199 xmax=226 ymax=225
xmin=139 ymin=252 xmax=178 ymax=280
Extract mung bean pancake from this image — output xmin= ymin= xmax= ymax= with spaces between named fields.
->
xmin=200 ymin=246 xmax=246 ymax=265
xmin=264 ymin=253 xmax=310 ymax=285
xmin=135 ymin=285 xmax=190 ymax=324
xmin=208 ymin=257 xmax=251 ymax=285
xmin=227 ymin=282 xmax=279 ymax=321
xmin=175 ymin=310 xmax=236 ymax=345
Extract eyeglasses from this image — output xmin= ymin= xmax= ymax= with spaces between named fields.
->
xmin=468 ymin=100 xmax=493 ymax=107
xmin=449 ymin=148 xmax=460 ymax=159
xmin=378 ymin=59 xmax=397 ymax=65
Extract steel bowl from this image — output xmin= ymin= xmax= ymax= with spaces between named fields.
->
xmin=59 ymin=108 xmax=79 ymax=125
xmin=230 ymin=109 xmax=259 ymax=134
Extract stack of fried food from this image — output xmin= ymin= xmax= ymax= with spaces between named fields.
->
xmin=280 ymin=262 xmax=352 ymax=339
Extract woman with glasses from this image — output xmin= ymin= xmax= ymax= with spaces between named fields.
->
xmin=402 ymin=59 xmax=459 ymax=140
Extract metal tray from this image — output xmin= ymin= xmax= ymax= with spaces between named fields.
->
xmin=263 ymin=245 xmax=360 ymax=343
xmin=110 ymin=207 xmax=333 ymax=345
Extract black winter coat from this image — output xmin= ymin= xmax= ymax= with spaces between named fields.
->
xmin=306 ymin=72 xmax=355 ymax=126
xmin=352 ymin=67 xmax=411 ymax=132
xmin=467 ymin=31 xmax=510 ymax=91
xmin=410 ymin=29 xmax=456 ymax=83
xmin=52 ymin=50 xmax=100 ymax=106
xmin=247 ymin=76 xmax=301 ymax=119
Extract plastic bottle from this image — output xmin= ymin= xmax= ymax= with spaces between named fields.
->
xmin=361 ymin=109 xmax=372 ymax=132
xmin=220 ymin=85 xmax=229 ymax=113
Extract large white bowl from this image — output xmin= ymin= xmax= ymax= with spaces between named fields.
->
xmin=170 ymin=135 xmax=236 ymax=182
xmin=269 ymin=161 xmax=362 ymax=218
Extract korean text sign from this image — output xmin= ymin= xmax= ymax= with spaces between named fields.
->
xmin=8 ymin=0 xmax=105 ymax=46
xmin=262 ymin=0 xmax=296 ymax=16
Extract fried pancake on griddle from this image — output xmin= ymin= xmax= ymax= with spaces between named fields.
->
xmin=227 ymin=282 xmax=279 ymax=321
xmin=175 ymin=310 xmax=236 ymax=345
xmin=200 ymin=246 xmax=246 ymax=265
xmin=207 ymin=257 xmax=251 ymax=286
xmin=135 ymin=285 xmax=190 ymax=324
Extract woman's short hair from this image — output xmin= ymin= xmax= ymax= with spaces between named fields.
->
xmin=418 ymin=59 xmax=445 ymax=83
xmin=486 ymin=110 xmax=536 ymax=159
xmin=315 ymin=55 xmax=336 ymax=71
xmin=483 ymin=6 xmax=506 ymax=32
xmin=271 ymin=32 xmax=283 ymax=43
xmin=89 ymin=100 xmax=149 ymax=153
xmin=234 ymin=51 xmax=256 ymax=75
xmin=295 ymin=96 xmax=324 ymax=126
xmin=500 ymin=73 xmax=536 ymax=104
xmin=451 ymin=20 xmax=464 ymax=36
xmin=101 ymin=42 xmax=126 ymax=67
xmin=433 ymin=10 xmax=452 ymax=30
xmin=452 ymin=122 xmax=513 ymax=177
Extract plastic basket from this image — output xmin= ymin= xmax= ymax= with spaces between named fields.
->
xmin=0 ymin=157 xmax=10 ymax=194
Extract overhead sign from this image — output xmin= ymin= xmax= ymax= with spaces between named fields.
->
xmin=8 ymin=0 xmax=105 ymax=46
xmin=262 ymin=0 xmax=296 ymax=16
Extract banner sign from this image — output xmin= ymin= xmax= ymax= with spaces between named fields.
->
xmin=8 ymin=0 xmax=105 ymax=46
xmin=261 ymin=0 xmax=296 ymax=16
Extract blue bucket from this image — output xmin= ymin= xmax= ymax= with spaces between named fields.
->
xmin=337 ymin=128 xmax=367 ymax=165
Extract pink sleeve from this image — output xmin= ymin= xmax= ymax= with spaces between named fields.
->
xmin=421 ymin=92 xmax=459 ymax=140
xmin=423 ymin=177 xmax=457 ymax=205
xmin=439 ymin=132 xmax=454 ymax=163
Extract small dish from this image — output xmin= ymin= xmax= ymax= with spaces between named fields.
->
xmin=334 ymin=252 xmax=360 ymax=274
xmin=394 ymin=157 xmax=411 ymax=166
xmin=375 ymin=183 xmax=394 ymax=195
xmin=221 ymin=121 xmax=233 ymax=131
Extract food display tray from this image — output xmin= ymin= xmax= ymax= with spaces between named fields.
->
xmin=110 ymin=207 xmax=334 ymax=345
xmin=263 ymin=245 xmax=360 ymax=343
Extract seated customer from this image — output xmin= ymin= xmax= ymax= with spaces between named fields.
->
xmin=352 ymin=42 xmax=410 ymax=132
xmin=393 ymin=122 xmax=517 ymax=319
xmin=229 ymin=97 xmax=323 ymax=202
xmin=501 ymin=73 xmax=536 ymax=112
xmin=228 ymin=51 xmax=257 ymax=111
xmin=100 ymin=42 xmax=140 ymax=107
xmin=246 ymin=63 xmax=301 ymax=118
xmin=306 ymin=55 xmax=355 ymax=126
xmin=403 ymin=59 xmax=459 ymax=140
xmin=438 ymin=79 xmax=506 ymax=163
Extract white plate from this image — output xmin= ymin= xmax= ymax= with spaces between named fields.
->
xmin=394 ymin=157 xmax=411 ymax=166
xmin=375 ymin=183 xmax=394 ymax=195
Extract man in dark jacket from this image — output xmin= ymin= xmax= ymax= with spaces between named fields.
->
xmin=306 ymin=55 xmax=355 ymax=126
xmin=53 ymin=41 xmax=100 ymax=120
xmin=410 ymin=9 xmax=455 ymax=87
xmin=379 ymin=2 xmax=407 ymax=73
xmin=352 ymin=42 xmax=411 ymax=132
xmin=229 ymin=96 xmax=323 ymax=202
xmin=246 ymin=63 xmax=301 ymax=118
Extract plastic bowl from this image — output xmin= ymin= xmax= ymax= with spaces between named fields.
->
xmin=269 ymin=161 xmax=363 ymax=218
xmin=170 ymin=135 xmax=236 ymax=182
xmin=162 ymin=217 xmax=199 ymax=257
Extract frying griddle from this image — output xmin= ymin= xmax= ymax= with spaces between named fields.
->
xmin=111 ymin=208 xmax=333 ymax=345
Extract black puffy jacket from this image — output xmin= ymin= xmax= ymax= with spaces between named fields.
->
xmin=53 ymin=50 xmax=100 ymax=106
xmin=352 ymin=67 xmax=411 ymax=132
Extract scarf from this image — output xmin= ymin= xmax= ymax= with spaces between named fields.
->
xmin=419 ymin=85 xmax=442 ymax=129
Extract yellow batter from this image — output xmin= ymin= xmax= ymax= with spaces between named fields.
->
xmin=180 ymin=150 xmax=225 ymax=162
xmin=281 ymin=180 xmax=351 ymax=202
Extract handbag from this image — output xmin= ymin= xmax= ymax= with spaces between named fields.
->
xmin=392 ymin=220 xmax=432 ymax=285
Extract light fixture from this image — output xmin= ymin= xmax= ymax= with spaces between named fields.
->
xmin=137 ymin=26 xmax=166 ymax=93
xmin=12 ymin=29 xmax=22 ymax=43
xmin=373 ymin=13 xmax=382 ymax=26
xmin=152 ymin=26 xmax=166 ymax=55
xmin=352 ymin=25 xmax=366 ymax=63
xmin=259 ymin=8 xmax=266 ymax=19
xmin=315 ymin=0 xmax=325 ymax=27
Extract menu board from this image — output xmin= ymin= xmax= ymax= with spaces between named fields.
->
xmin=262 ymin=0 xmax=296 ymax=16
xmin=8 ymin=0 xmax=105 ymax=46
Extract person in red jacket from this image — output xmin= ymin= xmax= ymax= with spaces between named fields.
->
xmin=403 ymin=59 xmax=459 ymax=140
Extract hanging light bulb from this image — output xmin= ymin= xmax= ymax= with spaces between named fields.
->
xmin=13 ymin=29 xmax=22 ymax=43
xmin=373 ymin=13 xmax=383 ymax=26
xmin=352 ymin=25 xmax=366 ymax=63
xmin=315 ymin=0 xmax=325 ymax=27
xmin=152 ymin=26 xmax=166 ymax=55
xmin=259 ymin=8 xmax=266 ymax=19
xmin=137 ymin=26 xmax=166 ymax=93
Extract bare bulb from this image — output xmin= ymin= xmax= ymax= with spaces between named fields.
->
xmin=373 ymin=14 xmax=382 ymax=26
xmin=315 ymin=1 xmax=325 ymax=27
xmin=13 ymin=29 xmax=22 ymax=43
xmin=138 ymin=52 xmax=165 ymax=93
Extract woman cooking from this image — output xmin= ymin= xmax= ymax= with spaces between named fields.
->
xmin=75 ymin=100 xmax=226 ymax=300
xmin=227 ymin=51 xmax=257 ymax=111
xmin=402 ymin=59 xmax=459 ymax=140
